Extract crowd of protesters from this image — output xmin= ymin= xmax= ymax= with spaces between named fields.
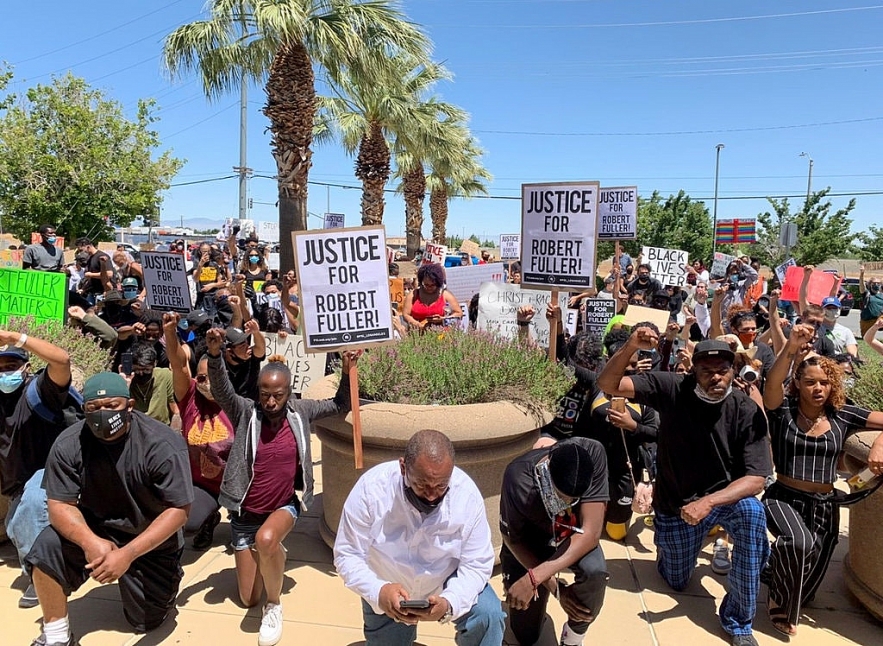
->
xmin=2 ymin=230 xmax=883 ymax=646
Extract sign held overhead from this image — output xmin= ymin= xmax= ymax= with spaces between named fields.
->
xmin=597 ymin=186 xmax=637 ymax=239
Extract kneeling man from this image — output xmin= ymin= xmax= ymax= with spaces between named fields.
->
xmin=334 ymin=429 xmax=505 ymax=645
xmin=26 ymin=373 xmax=193 ymax=646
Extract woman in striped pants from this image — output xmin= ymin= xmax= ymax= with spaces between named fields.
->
xmin=762 ymin=324 xmax=883 ymax=636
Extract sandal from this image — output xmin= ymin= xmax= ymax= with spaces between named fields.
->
xmin=768 ymin=604 xmax=797 ymax=637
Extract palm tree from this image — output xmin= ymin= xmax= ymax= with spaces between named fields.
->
xmin=426 ymin=129 xmax=492 ymax=243
xmin=163 ymin=0 xmax=429 ymax=271
xmin=316 ymin=52 xmax=451 ymax=227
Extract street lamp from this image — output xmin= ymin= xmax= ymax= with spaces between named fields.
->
xmin=799 ymin=152 xmax=814 ymax=207
xmin=712 ymin=143 xmax=725 ymax=254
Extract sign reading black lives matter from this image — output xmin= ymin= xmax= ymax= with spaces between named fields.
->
xmin=293 ymin=226 xmax=393 ymax=352
xmin=141 ymin=251 xmax=192 ymax=313
xmin=521 ymin=181 xmax=599 ymax=289
xmin=597 ymin=186 xmax=637 ymax=240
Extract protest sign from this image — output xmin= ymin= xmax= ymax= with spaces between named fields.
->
xmin=864 ymin=261 xmax=883 ymax=272
xmin=141 ymin=251 xmax=192 ymax=313
xmin=293 ymin=226 xmax=393 ymax=351
xmin=582 ymin=298 xmax=617 ymax=337
xmin=421 ymin=242 xmax=447 ymax=266
xmin=460 ymin=239 xmax=481 ymax=258
xmin=0 ymin=250 xmax=23 ymax=268
xmin=564 ymin=308 xmax=579 ymax=337
xmin=780 ymin=266 xmax=840 ymax=305
xmin=597 ymin=186 xmax=637 ymax=240
xmin=499 ymin=234 xmax=521 ymax=260
xmin=261 ymin=333 xmax=327 ymax=395
xmin=386 ymin=246 xmax=396 ymax=265
xmin=476 ymin=282 xmax=568 ymax=349
xmin=521 ymin=181 xmax=599 ymax=288
xmin=323 ymin=213 xmax=345 ymax=229
xmin=267 ymin=253 xmax=280 ymax=271
xmin=0 ymin=268 xmax=67 ymax=324
xmin=710 ymin=252 xmax=736 ymax=279
xmin=389 ymin=278 xmax=404 ymax=311
xmin=774 ymin=258 xmax=796 ymax=285
xmin=30 ymin=233 xmax=65 ymax=249
xmin=258 ymin=220 xmax=279 ymax=241
xmin=642 ymin=246 xmax=689 ymax=286
xmin=444 ymin=263 xmax=506 ymax=304
xmin=621 ymin=304 xmax=671 ymax=331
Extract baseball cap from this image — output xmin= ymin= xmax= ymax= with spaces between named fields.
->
xmin=83 ymin=372 xmax=129 ymax=401
xmin=121 ymin=277 xmax=138 ymax=288
xmin=225 ymin=327 xmax=250 ymax=346
xmin=0 ymin=345 xmax=29 ymax=362
xmin=821 ymin=296 xmax=841 ymax=309
xmin=692 ymin=339 xmax=735 ymax=364
xmin=186 ymin=310 xmax=211 ymax=330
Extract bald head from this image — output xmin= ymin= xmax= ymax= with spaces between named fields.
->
xmin=403 ymin=429 xmax=455 ymax=469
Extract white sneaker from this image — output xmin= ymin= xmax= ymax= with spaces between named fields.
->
xmin=258 ymin=602 xmax=283 ymax=646
xmin=712 ymin=538 xmax=732 ymax=575
xmin=559 ymin=622 xmax=585 ymax=646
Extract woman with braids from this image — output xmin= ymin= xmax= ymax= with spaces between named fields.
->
xmin=762 ymin=323 xmax=883 ymax=636
xmin=204 ymin=327 xmax=361 ymax=646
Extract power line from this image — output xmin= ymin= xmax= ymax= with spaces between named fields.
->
xmin=164 ymin=103 xmax=238 ymax=138
xmin=170 ymin=175 xmax=237 ymax=187
xmin=475 ymin=115 xmax=883 ymax=137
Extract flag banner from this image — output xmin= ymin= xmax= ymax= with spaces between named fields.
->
xmin=715 ymin=218 xmax=756 ymax=245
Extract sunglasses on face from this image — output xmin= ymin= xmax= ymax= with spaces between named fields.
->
xmin=195 ymin=374 xmax=208 ymax=383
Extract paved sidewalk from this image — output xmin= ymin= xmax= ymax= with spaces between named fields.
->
xmin=2 ymin=436 xmax=880 ymax=645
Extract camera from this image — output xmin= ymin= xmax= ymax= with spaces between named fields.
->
xmin=739 ymin=364 xmax=759 ymax=383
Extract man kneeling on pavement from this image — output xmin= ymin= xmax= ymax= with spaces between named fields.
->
xmin=25 ymin=372 xmax=192 ymax=646
xmin=500 ymin=437 xmax=610 ymax=646
xmin=334 ymin=429 xmax=505 ymax=645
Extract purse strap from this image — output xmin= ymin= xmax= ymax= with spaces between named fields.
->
xmin=619 ymin=424 xmax=640 ymax=493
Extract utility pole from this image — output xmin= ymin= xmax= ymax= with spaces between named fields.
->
xmin=233 ymin=79 xmax=252 ymax=222
xmin=799 ymin=152 xmax=813 ymax=208
xmin=712 ymin=143 xmax=725 ymax=255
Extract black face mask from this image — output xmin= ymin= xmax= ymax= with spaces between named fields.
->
xmin=403 ymin=482 xmax=448 ymax=515
xmin=132 ymin=372 xmax=152 ymax=384
xmin=85 ymin=409 xmax=129 ymax=442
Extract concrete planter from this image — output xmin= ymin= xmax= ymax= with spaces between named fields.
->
xmin=304 ymin=376 xmax=550 ymax=557
xmin=842 ymin=430 xmax=883 ymax=621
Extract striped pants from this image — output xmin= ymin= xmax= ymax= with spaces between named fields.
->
xmin=762 ymin=482 xmax=838 ymax=628
xmin=654 ymin=497 xmax=769 ymax=636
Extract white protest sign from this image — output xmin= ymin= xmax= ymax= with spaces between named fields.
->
xmin=521 ymin=181 xmax=599 ymax=289
xmin=323 ymin=213 xmax=345 ymax=229
xmin=258 ymin=220 xmax=279 ymax=241
xmin=238 ymin=219 xmax=255 ymax=239
xmin=293 ymin=226 xmax=393 ymax=351
xmin=421 ymin=242 xmax=447 ymax=266
xmin=444 ymin=263 xmax=507 ymax=304
xmin=597 ymin=186 xmax=637 ymax=239
xmin=140 ymin=251 xmax=192 ymax=313
xmin=499 ymin=234 xmax=521 ymax=260
xmin=564 ymin=308 xmax=579 ymax=337
xmin=476 ymin=282 xmax=568 ymax=349
xmin=268 ymin=253 xmax=280 ymax=271
xmin=775 ymin=257 xmax=796 ymax=285
xmin=711 ymin=252 xmax=736 ymax=279
xmin=641 ymin=246 xmax=689 ymax=287
xmin=262 ymin=333 xmax=327 ymax=395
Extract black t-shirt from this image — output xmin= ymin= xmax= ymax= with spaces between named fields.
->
xmin=226 ymin=353 xmax=265 ymax=401
xmin=85 ymin=251 xmax=111 ymax=295
xmin=43 ymin=411 xmax=193 ymax=551
xmin=0 ymin=371 xmax=72 ymax=497
xmin=630 ymin=372 xmax=771 ymax=516
xmin=500 ymin=437 xmax=609 ymax=552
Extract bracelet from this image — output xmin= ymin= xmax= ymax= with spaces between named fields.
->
xmin=527 ymin=569 xmax=540 ymax=600
xmin=15 ymin=333 xmax=28 ymax=348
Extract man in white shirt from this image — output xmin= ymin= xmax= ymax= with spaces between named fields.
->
xmin=333 ymin=429 xmax=504 ymax=645
xmin=820 ymin=296 xmax=858 ymax=356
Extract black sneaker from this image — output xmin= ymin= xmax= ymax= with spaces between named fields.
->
xmin=731 ymin=634 xmax=759 ymax=646
xmin=192 ymin=510 xmax=222 ymax=551
xmin=30 ymin=633 xmax=79 ymax=646
xmin=19 ymin=582 xmax=39 ymax=609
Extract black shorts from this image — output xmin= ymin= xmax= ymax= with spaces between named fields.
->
xmin=25 ymin=526 xmax=184 ymax=633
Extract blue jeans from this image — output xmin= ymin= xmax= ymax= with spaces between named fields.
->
xmin=361 ymin=583 xmax=505 ymax=646
xmin=654 ymin=497 xmax=770 ymax=636
xmin=6 ymin=469 xmax=49 ymax=570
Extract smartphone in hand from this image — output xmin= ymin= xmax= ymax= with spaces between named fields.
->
xmin=120 ymin=352 xmax=133 ymax=376
xmin=399 ymin=599 xmax=430 ymax=609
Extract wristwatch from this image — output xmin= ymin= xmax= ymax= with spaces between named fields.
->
xmin=438 ymin=598 xmax=454 ymax=624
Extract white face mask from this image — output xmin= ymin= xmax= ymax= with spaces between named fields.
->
xmin=196 ymin=381 xmax=214 ymax=401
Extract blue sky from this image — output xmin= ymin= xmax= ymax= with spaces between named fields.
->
xmin=3 ymin=1 xmax=883 ymax=246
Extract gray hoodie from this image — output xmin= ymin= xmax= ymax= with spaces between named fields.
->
xmin=206 ymin=354 xmax=351 ymax=513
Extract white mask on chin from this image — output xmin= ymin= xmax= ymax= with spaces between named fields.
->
xmin=196 ymin=381 xmax=214 ymax=401
xmin=694 ymin=382 xmax=732 ymax=404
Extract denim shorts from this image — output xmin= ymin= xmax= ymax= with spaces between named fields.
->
xmin=229 ymin=499 xmax=300 ymax=551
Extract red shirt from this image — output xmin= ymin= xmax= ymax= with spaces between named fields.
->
xmin=179 ymin=381 xmax=234 ymax=495
xmin=242 ymin=418 xmax=299 ymax=514
xmin=409 ymin=289 xmax=446 ymax=322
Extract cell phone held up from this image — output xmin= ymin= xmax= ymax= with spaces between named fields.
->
xmin=610 ymin=397 xmax=627 ymax=413
xmin=120 ymin=352 xmax=133 ymax=376
xmin=399 ymin=599 xmax=430 ymax=609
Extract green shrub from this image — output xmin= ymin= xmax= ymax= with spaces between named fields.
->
xmin=356 ymin=328 xmax=573 ymax=414
xmin=5 ymin=316 xmax=114 ymax=384
xmin=852 ymin=340 xmax=883 ymax=411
